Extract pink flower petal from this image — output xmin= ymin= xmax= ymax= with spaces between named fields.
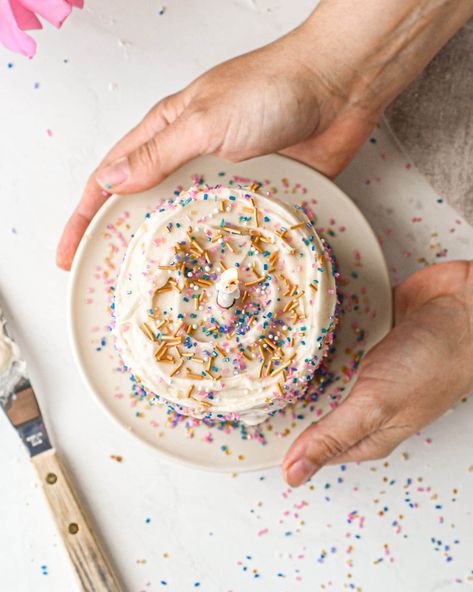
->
xmin=10 ymin=1 xmax=42 ymax=30
xmin=18 ymin=0 xmax=72 ymax=29
xmin=0 ymin=0 xmax=83 ymax=57
xmin=0 ymin=1 xmax=37 ymax=58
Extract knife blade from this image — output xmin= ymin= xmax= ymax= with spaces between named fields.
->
xmin=0 ymin=303 xmax=122 ymax=592
xmin=0 ymin=309 xmax=52 ymax=456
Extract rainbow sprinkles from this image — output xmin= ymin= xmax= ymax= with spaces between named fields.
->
xmin=114 ymin=184 xmax=338 ymax=425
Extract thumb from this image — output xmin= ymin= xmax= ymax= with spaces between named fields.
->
xmin=96 ymin=111 xmax=207 ymax=194
xmin=282 ymin=396 xmax=374 ymax=487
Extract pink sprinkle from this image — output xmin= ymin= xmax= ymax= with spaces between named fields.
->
xmin=257 ymin=528 xmax=268 ymax=537
xmin=46 ymin=129 xmax=53 ymax=137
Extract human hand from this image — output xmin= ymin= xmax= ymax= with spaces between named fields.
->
xmin=283 ymin=261 xmax=473 ymax=487
xmin=57 ymin=0 xmax=473 ymax=270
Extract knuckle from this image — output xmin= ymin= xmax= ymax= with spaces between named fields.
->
xmin=137 ymin=136 xmax=162 ymax=171
xmin=364 ymin=403 xmax=391 ymax=431
xmin=352 ymin=386 xmax=394 ymax=430
xmin=128 ymin=137 xmax=161 ymax=175
xmin=367 ymin=446 xmax=393 ymax=461
xmin=307 ymin=433 xmax=346 ymax=462
xmin=134 ymin=100 xmax=173 ymax=137
xmin=180 ymin=107 xmax=214 ymax=152
xmin=219 ymin=151 xmax=244 ymax=164
xmin=154 ymin=92 xmax=184 ymax=125
xmin=357 ymin=434 xmax=398 ymax=463
xmin=185 ymin=107 xmax=210 ymax=134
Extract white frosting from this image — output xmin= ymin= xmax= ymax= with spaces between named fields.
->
xmin=114 ymin=185 xmax=337 ymax=424
xmin=0 ymin=308 xmax=26 ymax=407
xmin=0 ymin=315 xmax=14 ymax=376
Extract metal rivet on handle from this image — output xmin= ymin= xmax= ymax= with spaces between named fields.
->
xmin=68 ymin=523 xmax=79 ymax=535
xmin=46 ymin=473 xmax=57 ymax=484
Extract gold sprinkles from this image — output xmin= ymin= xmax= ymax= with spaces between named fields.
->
xmin=141 ymin=322 xmax=156 ymax=341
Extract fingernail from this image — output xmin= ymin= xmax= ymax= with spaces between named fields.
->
xmin=97 ymin=156 xmax=130 ymax=190
xmin=285 ymin=458 xmax=318 ymax=487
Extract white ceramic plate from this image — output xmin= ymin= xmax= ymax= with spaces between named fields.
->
xmin=68 ymin=154 xmax=392 ymax=472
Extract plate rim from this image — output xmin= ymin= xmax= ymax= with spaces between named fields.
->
xmin=67 ymin=153 xmax=393 ymax=472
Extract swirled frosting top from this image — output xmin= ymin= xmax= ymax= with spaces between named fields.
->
xmin=115 ymin=184 xmax=337 ymax=425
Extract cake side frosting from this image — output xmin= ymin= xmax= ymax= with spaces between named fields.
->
xmin=114 ymin=184 xmax=337 ymax=425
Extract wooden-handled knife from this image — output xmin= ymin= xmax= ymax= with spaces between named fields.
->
xmin=0 ymin=304 xmax=123 ymax=592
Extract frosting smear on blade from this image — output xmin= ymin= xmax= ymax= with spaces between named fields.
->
xmin=115 ymin=184 xmax=338 ymax=425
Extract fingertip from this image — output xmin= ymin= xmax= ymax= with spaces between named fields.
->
xmin=283 ymin=432 xmax=309 ymax=471
xmin=56 ymin=233 xmax=75 ymax=271
xmin=56 ymin=249 xmax=72 ymax=271
xmin=284 ymin=458 xmax=318 ymax=488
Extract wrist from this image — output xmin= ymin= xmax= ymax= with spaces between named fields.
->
xmin=295 ymin=0 xmax=473 ymax=119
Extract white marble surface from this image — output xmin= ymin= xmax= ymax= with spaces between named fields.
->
xmin=0 ymin=2 xmax=472 ymax=591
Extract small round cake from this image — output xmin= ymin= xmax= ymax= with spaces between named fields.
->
xmin=114 ymin=184 xmax=338 ymax=425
